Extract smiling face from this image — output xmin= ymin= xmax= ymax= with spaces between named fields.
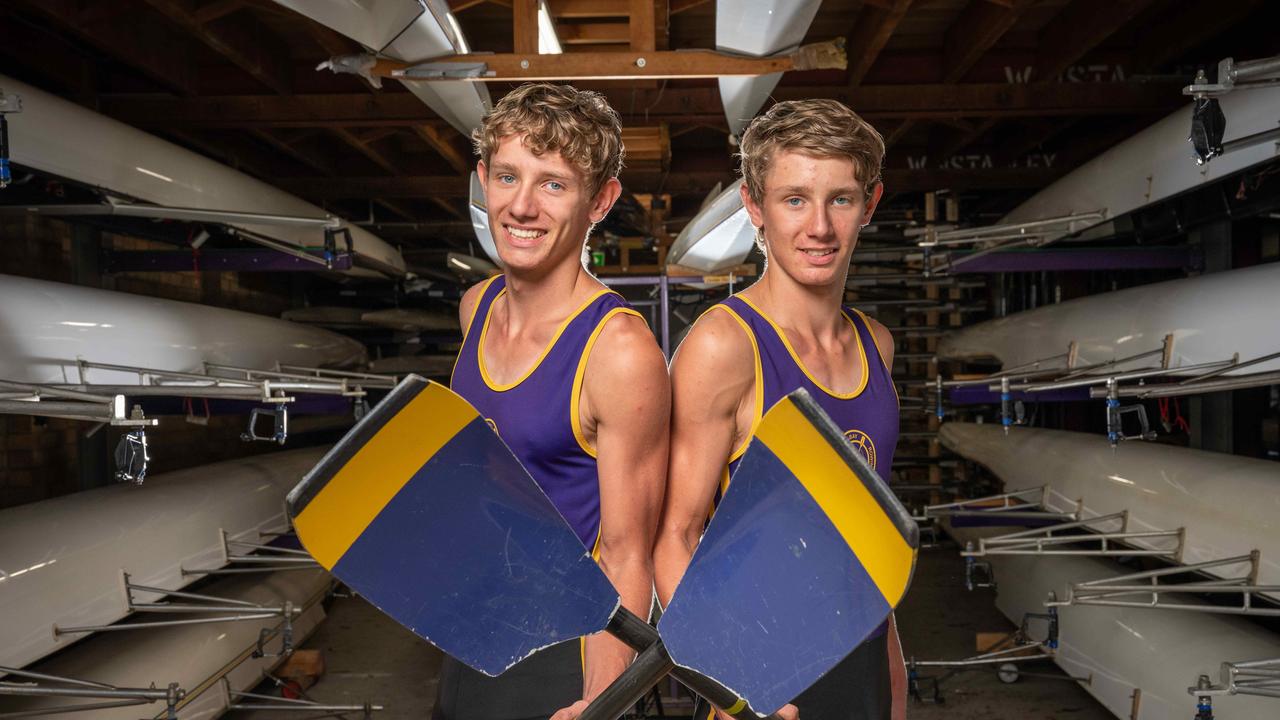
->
xmin=743 ymin=149 xmax=882 ymax=290
xmin=478 ymin=134 xmax=621 ymax=277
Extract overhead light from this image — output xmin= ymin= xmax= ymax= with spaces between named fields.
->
xmin=537 ymin=0 xmax=562 ymax=55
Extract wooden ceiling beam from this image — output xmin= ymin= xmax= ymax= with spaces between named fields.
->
xmin=412 ymin=125 xmax=474 ymax=175
xmin=559 ymin=22 xmax=630 ymax=44
xmin=942 ymin=0 xmax=1032 ymax=83
xmin=629 ymin=0 xmax=655 ymax=52
xmin=1032 ymin=0 xmax=1160 ymax=81
xmin=1130 ymin=0 xmax=1264 ymax=74
xmin=331 ymin=127 xmax=401 ymax=176
xmin=250 ymin=128 xmax=338 ymax=176
xmin=140 ymin=0 xmax=293 ymax=95
xmin=194 ymin=0 xmax=246 ymax=23
xmin=550 ymin=0 xmax=630 ymax=17
xmin=513 ymin=0 xmax=540 ymax=54
xmin=8 ymin=0 xmax=196 ymax=95
xmin=669 ymin=0 xmax=710 ymax=13
xmin=97 ymin=81 xmax=1185 ymax=128
xmin=847 ymin=0 xmax=912 ymax=87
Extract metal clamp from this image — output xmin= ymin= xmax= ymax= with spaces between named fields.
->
xmin=241 ymin=403 xmax=289 ymax=445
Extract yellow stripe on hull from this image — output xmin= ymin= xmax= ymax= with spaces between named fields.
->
xmin=755 ymin=397 xmax=914 ymax=605
xmin=293 ymin=382 xmax=477 ymax=569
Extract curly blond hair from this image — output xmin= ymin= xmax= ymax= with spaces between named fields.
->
xmin=473 ymin=83 xmax=625 ymax=196
xmin=738 ymin=99 xmax=885 ymax=206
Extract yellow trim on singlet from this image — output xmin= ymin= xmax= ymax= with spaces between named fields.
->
xmin=735 ymin=295 xmax=870 ymax=400
xmin=477 ymin=287 xmax=616 ymax=392
xmin=848 ymin=306 xmax=900 ymax=406
xmin=450 ymin=275 xmax=504 ymax=387
xmin=570 ymin=307 xmax=645 ymax=458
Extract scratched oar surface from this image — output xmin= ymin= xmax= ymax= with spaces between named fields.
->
xmin=659 ymin=391 xmax=919 ymax=713
xmin=287 ymin=377 xmax=618 ymax=675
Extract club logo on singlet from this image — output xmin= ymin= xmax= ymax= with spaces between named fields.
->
xmin=843 ymin=428 xmax=877 ymax=469
xmin=485 ymin=417 xmax=499 ymax=436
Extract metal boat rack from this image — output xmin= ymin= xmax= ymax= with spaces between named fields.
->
xmin=1191 ymin=657 xmax=1280 ymax=708
xmin=933 ymin=336 xmax=1280 ymax=445
xmin=912 ymin=210 xmax=1109 ymax=276
xmin=907 ymin=607 xmax=1085 ymax=704
xmin=0 ymin=667 xmax=184 ymax=718
xmin=222 ymin=677 xmax=384 ymax=717
xmin=923 ymin=490 xmax=1280 ymax=616
xmin=183 ymin=529 xmax=321 ymax=577
xmin=1048 ymin=552 xmax=1280 ymax=617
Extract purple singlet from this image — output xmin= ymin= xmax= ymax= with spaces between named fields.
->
xmin=451 ymin=275 xmax=641 ymax=551
xmin=712 ymin=294 xmax=899 ymax=509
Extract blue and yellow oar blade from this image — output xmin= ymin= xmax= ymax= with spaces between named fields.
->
xmin=658 ymin=389 xmax=918 ymax=714
xmin=286 ymin=376 xmax=619 ymax=676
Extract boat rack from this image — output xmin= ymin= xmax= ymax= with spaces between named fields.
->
xmin=1047 ymin=552 xmax=1280 ymax=618
xmin=911 ymin=210 xmax=1109 ymax=276
xmin=182 ymin=529 xmax=321 ymax=577
xmin=223 ymin=677 xmax=384 ymax=717
xmin=913 ymin=487 xmax=1075 ymax=523
xmin=0 ymin=666 xmax=184 ymax=718
xmin=1191 ymin=657 xmax=1280 ymax=706
xmin=960 ymin=511 xmax=1186 ymax=561
xmin=934 ymin=337 xmax=1280 ymax=445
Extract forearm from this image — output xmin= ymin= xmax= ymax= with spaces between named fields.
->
xmin=582 ymin=552 xmax=653 ymax=701
xmin=652 ymin=525 xmax=697 ymax=608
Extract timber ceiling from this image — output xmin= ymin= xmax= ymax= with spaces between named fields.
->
xmin=0 ymin=0 xmax=1274 ymax=253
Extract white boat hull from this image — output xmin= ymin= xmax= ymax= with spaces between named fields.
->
xmin=666 ymin=183 xmax=755 ymax=273
xmin=0 ymin=568 xmax=332 ymax=719
xmin=936 ymin=262 xmax=1280 ymax=374
xmin=947 ymin=525 xmax=1280 ymax=720
xmin=1 ymin=74 xmax=405 ymax=277
xmin=0 ymin=447 xmax=328 ymax=671
xmin=0 ymin=274 xmax=367 ymax=384
xmin=939 ymin=422 xmax=1280 ymax=600
xmin=273 ymin=0 xmax=491 ymax=135
xmin=1002 ymin=85 xmax=1280 ymax=234
xmin=714 ymin=0 xmax=822 ymax=136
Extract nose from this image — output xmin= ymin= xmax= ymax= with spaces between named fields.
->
xmin=805 ymin=205 xmax=833 ymax=239
xmin=508 ymin=181 xmax=538 ymax=221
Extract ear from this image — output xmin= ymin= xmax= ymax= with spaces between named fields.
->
xmin=740 ymin=182 xmax=765 ymax=230
xmin=588 ymin=177 xmax=623 ymax=224
xmin=862 ymin=182 xmax=885 ymax=225
xmin=477 ymin=159 xmax=488 ymax=186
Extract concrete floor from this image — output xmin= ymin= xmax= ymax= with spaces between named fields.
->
xmin=229 ymin=542 xmax=1113 ymax=720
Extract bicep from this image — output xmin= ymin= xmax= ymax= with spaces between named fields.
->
xmin=587 ymin=319 xmax=672 ymax=552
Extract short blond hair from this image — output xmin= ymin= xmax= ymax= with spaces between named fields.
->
xmin=473 ymin=83 xmax=624 ymax=196
xmin=738 ymin=99 xmax=885 ymax=206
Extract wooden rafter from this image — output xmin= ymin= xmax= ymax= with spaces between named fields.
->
xmin=1033 ymin=0 xmax=1160 ymax=81
xmin=847 ymin=0 xmax=913 ymax=87
xmin=513 ymin=0 xmax=540 ymax=54
xmin=551 ymin=0 xmax=630 ymax=17
xmin=139 ymin=0 xmax=292 ymax=95
xmin=629 ymin=0 xmax=655 ymax=52
xmin=942 ymin=0 xmax=1032 ymax=83
xmin=412 ymin=125 xmax=474 ymax=175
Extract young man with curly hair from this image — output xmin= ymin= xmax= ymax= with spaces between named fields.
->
xmin=438 ymin=83 xmax=670 ymax=720
xmin=654 ymin=99 xmax=907 ymax=720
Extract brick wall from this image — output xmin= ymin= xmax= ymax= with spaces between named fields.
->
xmin=0 ymin=215 xmax=309 ymax=509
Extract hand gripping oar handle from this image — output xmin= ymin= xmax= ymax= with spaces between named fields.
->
xmin=580 ymin=607 xmax=784 ymax=720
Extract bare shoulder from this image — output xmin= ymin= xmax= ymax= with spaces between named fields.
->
xmin=457 ymin=278 xmax=493 ymax=332
xmin=670 ymin=306 xmax=755 ymax=392
xmin=584 ymin=312 xmax=670 ymax=395
xmin=860 ymin=312 xmax=895 ymax=368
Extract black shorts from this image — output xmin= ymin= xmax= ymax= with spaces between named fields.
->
xmin=691 ymin=629 xmax=890 ymax=720
xmin=431 ymin=639 xmax=583 ymax=720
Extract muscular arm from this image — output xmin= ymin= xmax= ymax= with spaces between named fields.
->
xmin=653 ymin=309 xmax=756 ymax=608
xmin=571 ymin=315 xmax=671 ymax=709
xmin=456 ymin=280 xmax=489 ymax=336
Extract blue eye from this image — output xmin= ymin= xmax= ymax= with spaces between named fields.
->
xmin=833 ymin=196 xmax=851 ymax=206
xmin=498 ymin=174 xmax=516 ymax=184
xmin=786 ymin=197 xmax=803 ymax=207
xmin=546 ymin=181 xmax=565 ymax=191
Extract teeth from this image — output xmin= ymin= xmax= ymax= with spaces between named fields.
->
xmin=802 ymin=249 xmax=835 ymax=257
xmin=506 ymin=226 xmax=545 ymax=239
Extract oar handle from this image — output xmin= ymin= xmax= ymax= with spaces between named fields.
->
xmin=605 ymin=607 xmax=784 ymax=720
xmin=578 ymin=639 xmax=675 ymax=720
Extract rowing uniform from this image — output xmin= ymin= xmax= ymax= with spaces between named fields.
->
xmin=693 ymin=294 xmax=900 ymax=720
xmin=433 ymin=275 xmax=641 ymax=720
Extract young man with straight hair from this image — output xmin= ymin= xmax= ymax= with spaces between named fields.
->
xmin=653 ymin=99 xmax=907 ymax=720
xmin=438 ymin=83 xmax=671 ymax=720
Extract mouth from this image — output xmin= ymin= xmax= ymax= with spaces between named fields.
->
xmin=800 ymin=248 xmax=837 ymax=257
xmin=504 ymin=224 xmax=547 ymax=241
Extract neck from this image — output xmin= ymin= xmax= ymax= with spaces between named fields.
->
xmin=502 ymin=258 xmax=598 ymax=327
xmin=748 ymin=265 xmax=848 ymax=339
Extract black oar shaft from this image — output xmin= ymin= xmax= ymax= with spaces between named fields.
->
xmin=603 ymin=608 xmax=782 ymax=720
xmin=578 ymin=640 xmax=675 ymax=720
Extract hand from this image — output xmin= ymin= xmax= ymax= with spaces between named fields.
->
xmin=715 ymin=703 xmax=798 ymax=720
xmin=550 ymin=700 xmax=589 ymax=720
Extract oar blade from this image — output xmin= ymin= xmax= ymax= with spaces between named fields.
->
xmin=287 ymin=376 xmax=619 ymax=676
xmin=659 ymin=389 xmax=918 ymax=713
